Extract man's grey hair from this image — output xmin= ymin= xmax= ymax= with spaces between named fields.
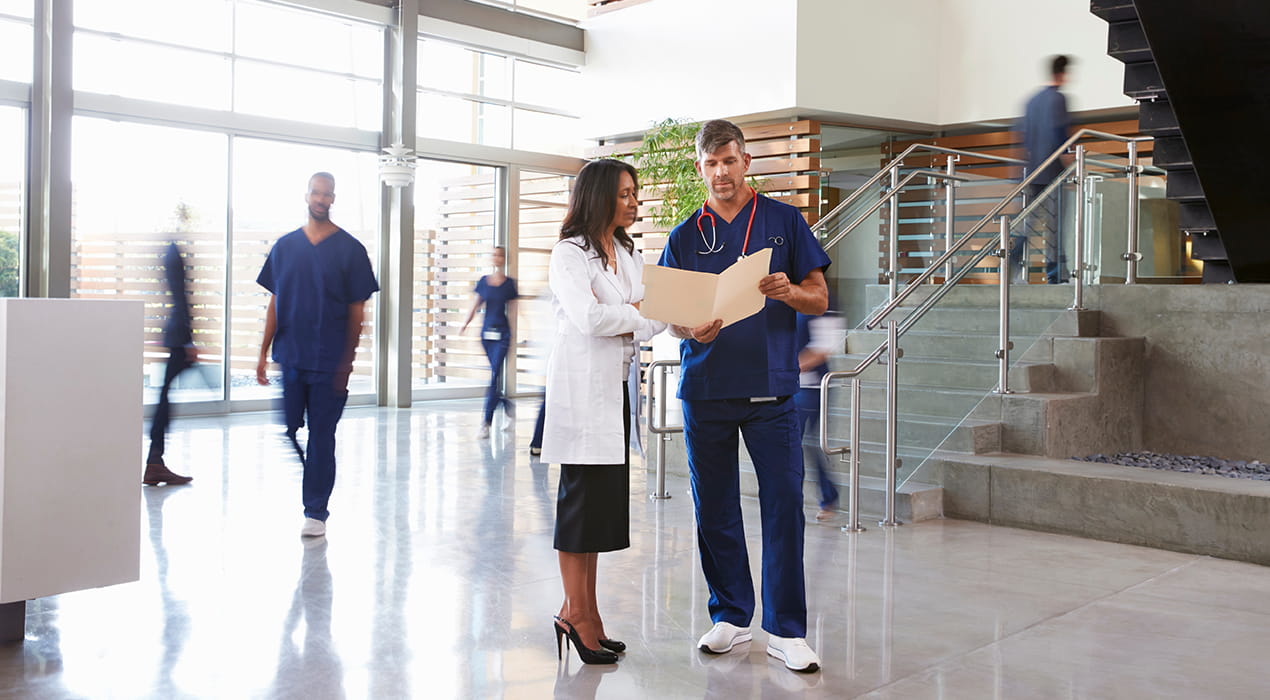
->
xmin=695 ymin=119 xmax=746 ymax=159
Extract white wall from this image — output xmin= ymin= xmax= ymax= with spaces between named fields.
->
xmin=582 ymin=0 xmax=1135 ymax=138
xmin=935 ymin=0 xmax=1135 ymax=125
xmin=796 ymin=0 xmax=944 ymax=126
xmin=579 ymin=0 xmax=799 ymax=138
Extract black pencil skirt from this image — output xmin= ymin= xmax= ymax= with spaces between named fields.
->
xmin=553 ymin=382 xmax=631 ymax=553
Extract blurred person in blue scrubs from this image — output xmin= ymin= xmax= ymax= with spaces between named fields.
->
xmin=795 ymin=309 xmax=845 ymax=522
xmin=658 ymin=119 xmax=830 ymax=674
xmin=461 ymin=246 xmax=519 ymax=439
xmin=256 ymin=172 xmax=379 ymax=538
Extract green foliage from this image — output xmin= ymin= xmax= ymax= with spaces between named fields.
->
xmin=170 ymin=200 xmax=197 ymax=234
xmin=629 ymin=117 xmax=764 ymax=231
xmin=0 ymin=230 xmax=18 ymax=298
xmin=629 ymin=118 xmax=708 ymax=231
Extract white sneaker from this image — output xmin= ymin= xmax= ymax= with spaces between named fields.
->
xmin=300 ymin=518 xmax=326 ymax=537
xmin=697 ymin=621 xmax=751 ymax=654
xmin=767 ymin=635 xmax=820 ymax=673
xmin=478 ymin=424 xmax=490 ymax=439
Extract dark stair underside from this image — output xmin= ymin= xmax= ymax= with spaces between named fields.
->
xmin=1096 ymin=0 xmax=1270 ymax=283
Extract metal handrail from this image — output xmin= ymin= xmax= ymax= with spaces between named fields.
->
xmin=646 ymin=359 xmax=681 ymax=500
xmin=821 ymin=169 xmax=975 ymax=252
xmin=864 ymin=128 xmax=1151 ymax=330
xmin=889 ymin=160 xmax=1081 ymax=338
xmin=819 ymin=372 xmax=864 ymax=533
xmin=812 ymin=143 xmax=1025 ymax=237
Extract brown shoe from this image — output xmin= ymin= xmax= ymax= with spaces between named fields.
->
xmin=143 ymin=463 xmax=192 ymax=486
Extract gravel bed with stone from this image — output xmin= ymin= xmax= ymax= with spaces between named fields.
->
xmin=1078 ymin=451 xmax=1270 ymax=481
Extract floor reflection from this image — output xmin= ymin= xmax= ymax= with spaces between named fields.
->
xmin=0 ymin=401 xmax=1266 ymax=699
xmin=144 ymin=486 xmax=190 ymax=698
xmin=272 ymin=538 xmax=342 ymax=699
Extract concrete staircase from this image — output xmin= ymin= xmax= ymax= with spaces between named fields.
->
xmin=807 ymin=283 xmax=1143 ymax=523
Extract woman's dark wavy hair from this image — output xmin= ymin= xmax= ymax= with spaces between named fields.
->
xmin=560 ymin=159 xmax=637 ymax=270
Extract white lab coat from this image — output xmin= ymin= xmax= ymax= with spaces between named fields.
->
xmin=540 ymin=238 xmax=665 ymax=465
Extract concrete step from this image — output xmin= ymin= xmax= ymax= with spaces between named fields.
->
xmin=857 ymin=307 xmax=1097 ymax=337
xmin=820 ymin=407 xmax=1001 ymax=455
xmin=847 ymin=329 xmax=1056 ymax=363
xmin=826 ymin=381 xmax=1001 ymax=421
xmin=838 ymin=351 xmax=1055 ymax=392
xmin=929 ymin=452 xmax=1270 ymax=566
xmin=864 ymin=283 xmax=1093 ymax=311
xmin=809 ymin=433 xmax=972 ymax=483
xmin=797 ymin=474 xmax=943 ymax=523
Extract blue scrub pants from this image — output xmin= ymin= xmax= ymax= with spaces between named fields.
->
xmin=481 ymin=334 xmax=512 ymax=425
xmin=282 ymin=366 xmax=349 ymax=523
xmin=682 ymin=396 xmax=807 ymax=638
xmin=794 ymin=387 xmax=839 ymax=510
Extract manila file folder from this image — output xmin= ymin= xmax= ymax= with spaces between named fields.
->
xmin=640 ymin=248 xmax=772 ymax=328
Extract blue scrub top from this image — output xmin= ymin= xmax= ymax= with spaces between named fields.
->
xmin=475 ymin=275 xmax=519 ymax=331
xmin=659 ymin=194 xmax=831 ymax=400
xmin=257 ymin=227 xmax=379 ymax=373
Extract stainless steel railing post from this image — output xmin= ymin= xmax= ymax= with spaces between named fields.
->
xmin=996 ymin=215 xmax=1013 ymax=395
xmin=819 ymin=372 xmax=867 ymax=533
xmin=1124 ymin=140 xmax=1141 ymax=284
xmin=646 ymin=360 xmax=681 ymax=500
xmin=944 ymin=155 xmax=956 ymax=284
xmin=880 ymin=320 xmax=902 ymax=527
xmin=1069 ymin=145 xmax=1087 ymax=311
xmin=845 ymin=378 xmax=865 ymax=533
xmin=888 ymin=167 xmax=900 ymax=300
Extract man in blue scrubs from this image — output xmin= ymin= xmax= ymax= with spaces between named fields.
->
xmin=659 ymin=120 xmax=830 ymax=673
xmin=256 ymin=172 xmax=378 ymax=538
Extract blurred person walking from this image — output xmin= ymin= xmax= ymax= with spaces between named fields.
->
xmin=1011 ymin=54 xmax=1074 ymax=284
xmin=461 ymin=246 xmax=519 ymax=439
xmin=256 ymin=172 xmax=379 ymax=538
xmin=795 ymin=309 xmax=845 ymax=521
xmin=143 ymin=241 xmax=197 ymax=486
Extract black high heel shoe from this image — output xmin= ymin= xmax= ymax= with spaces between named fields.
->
xmin=554 ymin=616 xmax=618 ymax=665
xmin=598 ymin=637 xmax=626 ymax=653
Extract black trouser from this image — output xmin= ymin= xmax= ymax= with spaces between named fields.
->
xmin=147 ymin=347 xmax=192 ymax=464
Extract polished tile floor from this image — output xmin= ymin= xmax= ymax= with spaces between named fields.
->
xmin=4 ymin=400 xmax=1270 ymax=699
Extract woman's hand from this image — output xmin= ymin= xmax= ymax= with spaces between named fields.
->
xmin=672 ymin=319 xmax=723 ymax=343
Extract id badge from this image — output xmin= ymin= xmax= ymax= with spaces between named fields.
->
xmin=483 ymin=329 xmax=503 ymax=342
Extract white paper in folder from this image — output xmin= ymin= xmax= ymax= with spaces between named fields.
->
xmin=640 ymin=248 xmax=772 ymax=328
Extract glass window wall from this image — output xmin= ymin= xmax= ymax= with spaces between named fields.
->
xmin=513 ymin=169 xmax=572 ymax=394
xmin=70 ymin=118 xmax=228 ymax=405
xmin=416 ymin=38 xmax=581 ymax=155
xmin=0 ymin=106 xmax=24 ymax=298
xmin=412 ymin=160 xmax=500 ymax=390
xmin=0 ymin=7 xmax=34 ymax=84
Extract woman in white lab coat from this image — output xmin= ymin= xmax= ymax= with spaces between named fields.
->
xmin=542 ymin=159 xmax=664 ymax=665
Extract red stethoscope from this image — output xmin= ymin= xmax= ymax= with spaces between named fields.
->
xmin=696 ymin=187 xmax=758 ymax=260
